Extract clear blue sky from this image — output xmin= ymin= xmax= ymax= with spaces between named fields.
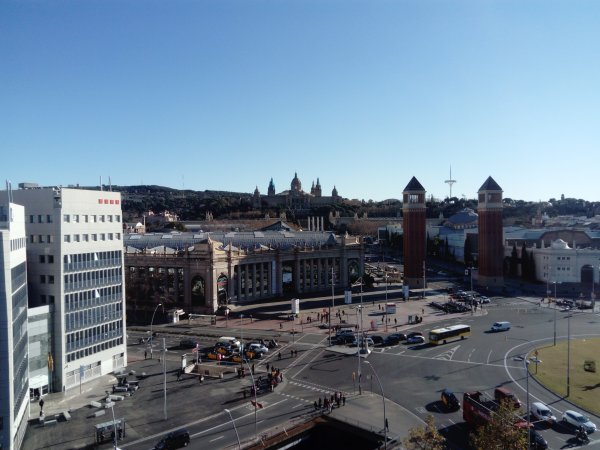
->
xmin=2 ymin=0 xmax=599 ymax=202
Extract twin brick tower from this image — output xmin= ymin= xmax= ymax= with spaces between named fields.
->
xmin=402 ymin=176 xmax=504 ymax=290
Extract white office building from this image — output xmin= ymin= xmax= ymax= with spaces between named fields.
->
xmin=0 ymin=202 xmax=29 ymax=450
xmin=3 ymin=186 xmax=127 ymax=394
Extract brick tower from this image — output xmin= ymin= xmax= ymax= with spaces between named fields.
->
xmin=477 ymin=176 xmax=504 ymax=288
xmin=402 ymin=177 xmax=426 ymax=289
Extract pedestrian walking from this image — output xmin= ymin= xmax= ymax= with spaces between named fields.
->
xmin=318 ymin=397 xmax=322 ymax=409
xmin=342 ymin=395 xmax=346 ymax=406
xmin=422 ymin=308 xmax=424 ymax=315
xmin=252 ymin=363 xmax=255 ymax=374
xmin=177 ymin=369 xmax=181 ymax=381
xmin=394 ymin=317 xmax=397 ymax=325
xmin=314 ymin=400 xmax=318 ymax=411
xmin=39 ymin=398 xmax=44 ymax=413
xmin=278 ymin=352 xmax=282 ymax=360
xmin=280 ymin=322 xmax=283 ymax=329
xmin=144 ymin=350 xmax=147 ymax=360
xmin=266 ymin=362 xmax=270 ymax=372
xmin=385 ymin=418 xmax=389 ymax=431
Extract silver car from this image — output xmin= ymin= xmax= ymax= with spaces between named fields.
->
xmin=562 ymin=410 xmax=596 ymax=433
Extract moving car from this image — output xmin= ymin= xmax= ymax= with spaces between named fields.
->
xmin=528 ymin=429 xmax=548 ymax=449
xmin=440 ymin=388 xmax=460 ymax=411
xmin=562 ymin=410 xmax=597 ymax=433
xmin=154 ymin=429 xmax=190 ymax=449
xmin=406 ymin=335 xmax=426 ymax=344
xmin=530 ymin=402 xmax=556 ymax=425
xmin=490 ymin=321 xmax=511 ymax=332
xmin=494 ymin=387 xmax=521 ymax=409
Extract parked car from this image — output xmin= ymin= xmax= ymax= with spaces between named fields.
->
xmin=350 ymin=337 xmax=375 ymax=347
xmin=440 ymin=388 xmax=460 ymax=411
xmin=248 ymin=343 xmax=269 ymax=354
xmin=406 ymin=335 xmax=426 ymax=344
xmin=406 ymin=331 xmax=423 ymax=339
xmin=154 ymin=428 xmax=190 ymax=449
xmin=370 ymin=335 xmax=384 ymax=346
xmin=382 ymin=336 xmax=400 ymax=346
xmin=530 ymin=402 xmax=556 ymax=425
xmin=180 ymin=339 xmax=198 ymax=349
xmin=479 ymin=296 xmax=490 ymax=303
xmin=333 ymin=334 xmax=355 ymax=345
xmin=388 ymin=333 xmax=407 ymax=341
xmin=562 ymin=410 xmax=597 ymax=433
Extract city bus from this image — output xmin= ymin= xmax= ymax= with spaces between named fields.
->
xmin=429 ymin=324 xmax=471 ymax=345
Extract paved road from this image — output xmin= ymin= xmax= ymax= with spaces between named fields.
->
xmin=344 ymin=297 xmax=600 ymax=450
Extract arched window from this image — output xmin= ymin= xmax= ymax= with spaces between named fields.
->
xmin=191 ymin=276 xmax=205 ymax=306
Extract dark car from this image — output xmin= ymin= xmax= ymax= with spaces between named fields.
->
xmin=388 ymin=333 xmax=407 ymax=341
xmin=440 ymin=388 xmax=460 ymax=411
xmin=370 ymin=335 xmax=384 ymax=346
xmin=154 ymin=429 xmax=190 ymax=449
xmin=529 ymin=429 xmax=548 ymax=449
xmin=179 ymin=340 xmax=198 ymax=349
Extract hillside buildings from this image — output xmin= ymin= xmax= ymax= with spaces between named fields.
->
xmin=253 ymin=173 xmax=342 ymax=210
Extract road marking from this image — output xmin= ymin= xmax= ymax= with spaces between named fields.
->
xmin=467 ymin=348 xmax=475 ymax=362
xmin=432 ymin=345 xmax=460 ymax=361
xmin=209 ymin=436 xmax=224 ymax=442
xmin=292 ymin=402 xmax=305 ymax=409
xmin=486 ymin=349 xmax=492 ymax=364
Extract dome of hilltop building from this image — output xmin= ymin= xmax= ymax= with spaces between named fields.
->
xmin=255 ymin=173 xmax=342 ymax=211
xmin=291 ymin=172 xmax=302 ymax=192
xmin=445 ymin=208 xmax=478 ymax=230
xmin=551 ymin=238 xmax=570 ymax=249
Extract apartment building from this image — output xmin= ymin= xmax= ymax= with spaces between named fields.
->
xmin=0 ymin=202 xmax=29 ymax=450
xmin=3 ymin=186 xmax=127 ymax=394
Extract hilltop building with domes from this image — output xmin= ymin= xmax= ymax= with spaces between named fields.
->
xmin=253 ymin=173 xmax=342 ymax=210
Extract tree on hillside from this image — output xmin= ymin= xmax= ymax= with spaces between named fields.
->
xmin=509 ymin=243 xmax=518 ymax=277
xmin=469 ymin=400 xmax=527 ymax=450
xmin=521 ymin=242 xmax=529 ymax=280
xmin=403 ymin=414 xmax=446 ymax=450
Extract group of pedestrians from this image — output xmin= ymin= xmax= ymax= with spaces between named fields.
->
xmin=314 ymin=392 xmax=346 ymax=413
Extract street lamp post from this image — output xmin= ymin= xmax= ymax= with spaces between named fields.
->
xmin=567 ymin=313 xmax=571 ymax=397
xmin=553 ymin=281 xmax=558 ymax=346
xmin=150 ymin=303 xmax=162 ymax=359
xmin=364 ymin=361 xmax=387 ymax=450
xmin=224 ymin=409 xmax=241 ymax=450
xmin=163 ymin=338 xmax=167 ymax=421
xmin=109 ymin=403 xmax=118 ymax=450
xmin=241 ymin=358 xmax=259 ymax=441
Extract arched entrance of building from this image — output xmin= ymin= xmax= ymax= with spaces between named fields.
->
xmin=348 ymin=259 xmax=360 ymax=284
xmin=282 ymin=263 xmax=294 ymax=293
xmin=217 ymin=274 xmax=228 ymax=305
xmin=581 ymin=265 xmax=594 ymax=291
xmin=191 ymin=276 xmax=206 ymax=306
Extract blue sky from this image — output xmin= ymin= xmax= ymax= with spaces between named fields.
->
xmin=2 ymin=0 xmax=599 ymax=202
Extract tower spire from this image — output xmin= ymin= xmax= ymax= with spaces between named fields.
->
xmin=445 ymin=166 xmax=457 ymax=199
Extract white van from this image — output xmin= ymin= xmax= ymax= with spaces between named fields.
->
xmin=217 ymin=336 xmax=241 ymax=348
xmin=490 ymin=321 xmax=511 ymax=332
